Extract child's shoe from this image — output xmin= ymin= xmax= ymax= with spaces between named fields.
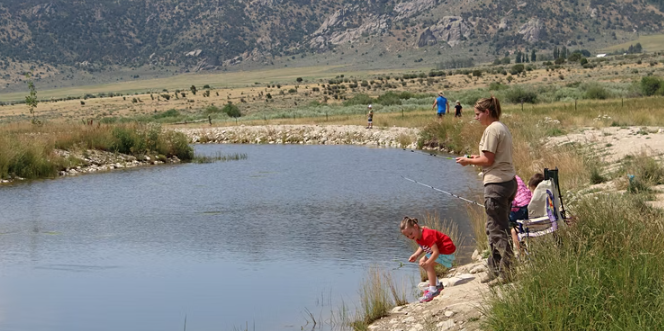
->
xmin=419 ymin=288 xmax=440 ymax=303
xmin=423 ymin=283 xmax=444 ymax=296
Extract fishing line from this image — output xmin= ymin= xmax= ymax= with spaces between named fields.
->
xmin=402 ymin=176 xmax=484 ymax=207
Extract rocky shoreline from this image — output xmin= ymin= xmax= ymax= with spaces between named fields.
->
xmin=371 ymin=251 xmax=491 ymax=331
xmin=176 ymin=124 xmax=421 ymax=149
xmin=0 ymin=149 xmax=182 ymax=184
xmin=1 ymin=124 xmax=422 ymax=185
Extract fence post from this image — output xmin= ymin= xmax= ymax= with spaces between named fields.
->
xmin=326 ymin=111 xmax=328 ymax=121
xmin=575 ymin=99 xmax=577 ymax=111
xmin=402 ymin=108 xmax=404 ymax=117
xmin=521 ymin=98 xmax=524 ymax=112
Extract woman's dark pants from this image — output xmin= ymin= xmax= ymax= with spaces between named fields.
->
xmin=484 ymin=177 xmax=517 ymax=279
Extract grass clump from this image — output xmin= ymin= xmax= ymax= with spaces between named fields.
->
xmin=192 ymin=152 xmax=247 ymax=163
xmin=350 ymin=267 xmax=407 ymax=330
xmin=484 ymin=194 xmax=664 ymax=330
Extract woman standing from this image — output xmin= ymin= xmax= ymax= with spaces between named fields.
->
xmin=456 ymin=97 xmax=516 ymax=286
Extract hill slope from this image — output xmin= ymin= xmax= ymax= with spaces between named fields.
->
xmin=0 ymin=0 xmax=662 ymax=72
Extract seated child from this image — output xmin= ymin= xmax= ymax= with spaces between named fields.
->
xmin=400 ymin=216 xmax=456 ymax=303
xmin=510 ymin=173 xmax=544 ymax=254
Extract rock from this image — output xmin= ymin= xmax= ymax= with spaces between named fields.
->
xmin=470 ymin=265 xmax=487 ymax=274
xmin=438 ymin=319 xmax=456 ymax=330
xmin=394 ymin=0 xmax=438 ymax=20
xmin=471 ymin=249 xmax=480 ymax=261
xmin=445 ymin=310 xmax=456 ymax=317
xmin=518 ymin=18 xmax=543 ymax=43
xmin=418 ymin=16 xmax=471 ymax=48
xmin=498 ymin=17 xmax=509 ymax=30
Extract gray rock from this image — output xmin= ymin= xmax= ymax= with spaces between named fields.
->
xmin=518 ymin=18 xmax=543 ymax=43
xmin=418 ymin=16 xmax=471 ymax=48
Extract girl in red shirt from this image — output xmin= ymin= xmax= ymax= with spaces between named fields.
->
xmin=400 ymin=216 xmax=456 ymax=303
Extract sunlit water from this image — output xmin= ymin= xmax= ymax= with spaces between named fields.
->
xmin=0 ymin=144 xmax=481 ymax=331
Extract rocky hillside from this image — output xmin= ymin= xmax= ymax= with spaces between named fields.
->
xmin=0 ymin=0 xmax=662 ymax=71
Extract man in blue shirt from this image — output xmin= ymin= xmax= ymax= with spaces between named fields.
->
xmin=432 ymin=91 xmax=450 ymax=119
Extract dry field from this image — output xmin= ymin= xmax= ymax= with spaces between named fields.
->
xmin=0 ymin=54 xmax=661 ymax=123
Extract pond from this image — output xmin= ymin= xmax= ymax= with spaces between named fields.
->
xmin=0 ymin=144 xmax=481 ymax=331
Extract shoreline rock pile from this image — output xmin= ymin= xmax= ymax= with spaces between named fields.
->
xmin=177 ymin=124 xmax=421 ymax=149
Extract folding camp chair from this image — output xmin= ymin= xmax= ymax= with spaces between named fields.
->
xmin=515 ymin=168 xmax=568 ymax=242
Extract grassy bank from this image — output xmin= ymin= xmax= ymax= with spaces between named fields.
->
xmin=411 ymin=94 xmax=664 ymax=328
xmin=0 ymin=122 xmax=193 ymax=180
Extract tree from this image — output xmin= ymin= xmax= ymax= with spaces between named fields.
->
xmin=635 ymin=43 xmax=642 ymax=53
xmin=296 ymin=77 xmax=303 ymax=83
xmin=190 ymin=85 xmax=197 ymax=95
xmin=222 ymin=102 xmax=241 ymax=117
xmin=24 ymin=73 xmax=39 ymax=124
xmin=516 ymin=52 xmax=522 ymax=63
xmin=553 ymin=46 xmax=559 ymax=60
xmin=531 ymin=49 xmax=537 ymax=62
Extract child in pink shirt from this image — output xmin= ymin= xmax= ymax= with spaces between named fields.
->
xmin=510 ymin=174 xmax=544 ymax=254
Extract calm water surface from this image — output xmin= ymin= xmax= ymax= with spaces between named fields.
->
xmin=0 ymin=144 xmax=481 ymax=331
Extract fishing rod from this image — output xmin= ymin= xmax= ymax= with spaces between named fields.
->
xmin=402 ymin=176 xmax=484 ymax=207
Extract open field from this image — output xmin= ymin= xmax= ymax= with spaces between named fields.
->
xmin=600 ymin=33 xmax=664 ymax=53
xmin=1 ymin=51 xmax=663 ymax=126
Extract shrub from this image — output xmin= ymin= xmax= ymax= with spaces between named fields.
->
xmin=222 ymin=103 xmax=241 ymax=117
xmin=343 ymin=93 xmax=374 ymax=106
xmin=640 ymin=76 xmax=662 ymax=96
xmin=205 ymin=105 xmax=222 ymax=113
xmin=111 ymin=127 xmax=143 ymax=154
xmin=510 ymin=64 xmax=525 ymax=75
xmin=584 ymin=84 xmax=611 ymax=100
xmin=504 ymin=86 xmax=538 ymax=103
xmin=375 ymin=91 xmax=402 ymax=106
xmin=153 ymin=109 xmax=180 ymax=119
xmin=489 ymin=82 xmax=509 ymax=91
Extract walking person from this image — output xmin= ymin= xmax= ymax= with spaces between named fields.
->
xmin=455 ymin=96 xmax=516 ymax=286
xmin=366 ymin=104 xmax=374 ymax=129
xmin=432 ymin=92 xmax=450 ymax=120
xmin=454 ymin=101 xmax=462 ymax=118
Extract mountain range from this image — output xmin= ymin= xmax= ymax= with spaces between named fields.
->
xmin=0 ymin=0 xmax=662 ymax=71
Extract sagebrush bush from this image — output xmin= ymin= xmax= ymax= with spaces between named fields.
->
xmin=504 ymin=86 xmax=538 ymax=104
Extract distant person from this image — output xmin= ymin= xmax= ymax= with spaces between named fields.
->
xmin=366 ymin=104 xmax=374 ymax=129
xmin=400 ymin=216 xmax=456 ymax=303
xmin=454 ymin=101 xmax=463 ymax=118
xmin=455 ymin=96 xmax=516 ymax=287
xmin=432 ymin=92 xmax=450 ymax=120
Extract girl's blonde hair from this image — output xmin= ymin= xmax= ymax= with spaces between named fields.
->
xmin=475 ymin=96 xmax=502 ymax=120
xmin=399 ymin=216 xmax=419 ymax=231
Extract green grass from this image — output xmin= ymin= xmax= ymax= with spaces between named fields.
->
xmin=350 ymin=266 xmax=408 ymax=331
xmin=484 ymin=193 xmax=664 ymax=330
xmin=0 ymin=122 xmax=194 ymax=180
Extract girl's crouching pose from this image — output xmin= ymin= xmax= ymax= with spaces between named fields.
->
xmin=400 ymin=216 xmax=456 ymax=303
